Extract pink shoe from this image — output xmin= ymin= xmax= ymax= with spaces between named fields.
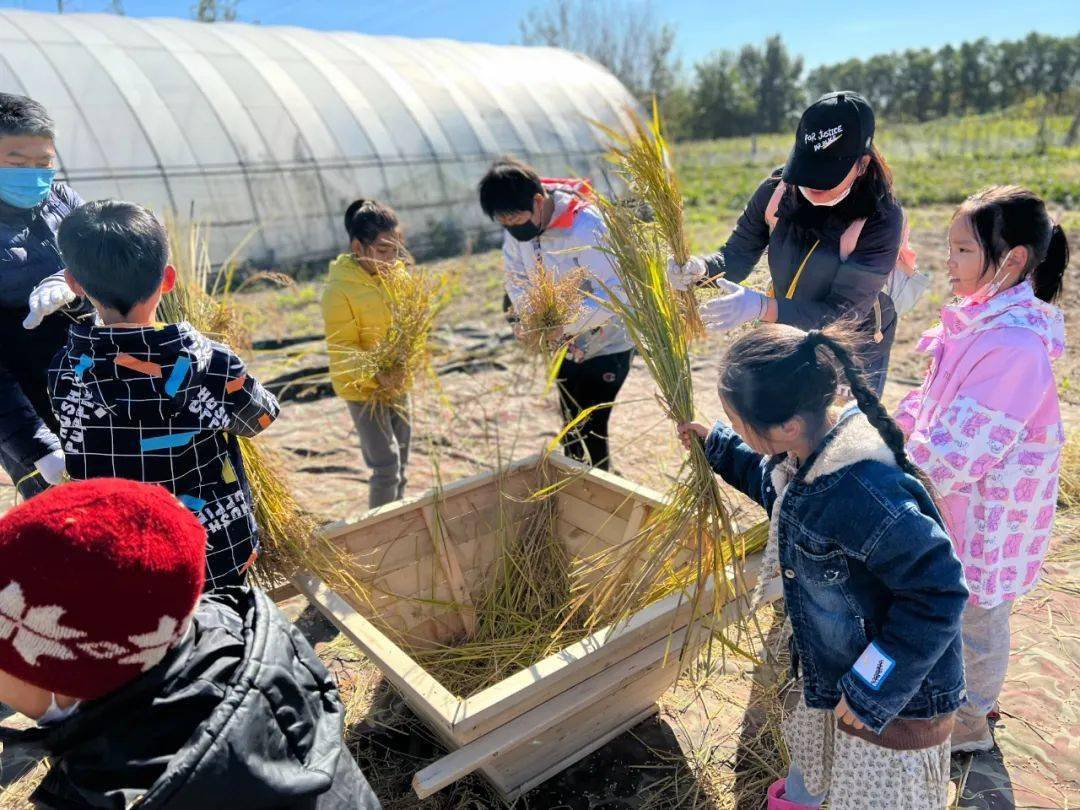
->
xmin=767 ymin=779 xmax=819 ymax=810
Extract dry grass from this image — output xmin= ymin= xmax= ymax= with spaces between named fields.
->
xmin=512 ymin=258 xmax=586 ymax=357
xmin=337 ymin=260 xmax=446 ymax=407
xmin=1058 ymin=430 xmax=1079 ymax=512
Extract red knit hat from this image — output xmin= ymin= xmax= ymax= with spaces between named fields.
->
xmin=0 ymin=479 xmax=206 ymax=700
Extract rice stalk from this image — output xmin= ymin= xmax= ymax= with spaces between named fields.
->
xmin=577 ymin=195 xmax=762 ymax=667
xmin=595 ymin=99 xmax=705 ymax=340
xmin=337 ymin=259 xmax=447 ymax=408
xmin=1058 ymin=430 xmax=1079 ymax=512
xmin=512 ymin=257 xmax=586 ymax=357
xmin=159 ymin=217 xmax=371 ymax=599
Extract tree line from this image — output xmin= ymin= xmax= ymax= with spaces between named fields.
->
xmin=520 ymin=0 xmax=1080 ymax=140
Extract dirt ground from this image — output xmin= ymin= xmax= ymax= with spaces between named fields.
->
xmin=0 ymin=216 xmax=1077 ymax=808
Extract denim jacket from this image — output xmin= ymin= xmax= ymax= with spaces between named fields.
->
xmin=705 ymin=410 xmax=968 ymax=734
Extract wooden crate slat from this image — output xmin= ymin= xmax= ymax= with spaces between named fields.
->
xmin=292 ymin=572 xmax=462 ymax=737
xmin=412 ymin=622 xmax=691 ymax=799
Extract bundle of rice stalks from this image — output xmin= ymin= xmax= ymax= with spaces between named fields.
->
xmin=339 ymin=261 xmax=446 ymax=408
xmin=596 ymin=99 xmax=705 ymax=340
xmin=159 ymin=218 xmax=369 ymax=597
xmin=578 ymin=197 xmax=762 ymax=665
xmin=512 ymin=258 xmax=586 ymax=357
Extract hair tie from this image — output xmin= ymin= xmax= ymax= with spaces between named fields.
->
xmin=805 ymin=329 xmax=824 ymax=346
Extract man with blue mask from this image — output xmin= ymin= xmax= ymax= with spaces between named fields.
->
xmin=0 ymin=93 xmax=91 ymax=499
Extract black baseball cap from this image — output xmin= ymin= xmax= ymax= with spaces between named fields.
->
xmin=782 ymin=91 xmax=875 ymax=191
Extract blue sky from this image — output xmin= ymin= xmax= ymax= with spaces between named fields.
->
xmin=5 ymin=0 xmax=1077 ymax=70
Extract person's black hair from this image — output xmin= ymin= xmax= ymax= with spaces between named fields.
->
xmin=58 ymin=201 xmax=169 ymax=316
xmin=719 ymin=322 xmax=933 ymax=491
xmin=956 ymin=185 xmax=1069 ymax=303
xmin=344 ymin=198 xmax=399 ymax=246
xmin=478 ymin=157 xmax=544 ymax=219
xmin=0 ymin=93 xmax=55 ymax=140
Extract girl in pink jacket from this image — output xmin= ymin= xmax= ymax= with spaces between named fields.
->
xmin=895 ymin=186 xmax=1068 ymax=755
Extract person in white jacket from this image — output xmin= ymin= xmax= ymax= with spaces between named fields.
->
xmin=479 ymin=158 xmax=632 ymax=471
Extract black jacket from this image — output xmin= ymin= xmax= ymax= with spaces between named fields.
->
xmin=0 ymin=588 xmax=380 ymax=809
xmin=704 ymin=172 xmax=903 ymax=377
xmin=0 ymin=182 xmax=93 ymax=483
xmin=48 ymin=322 xmax=280 ymax=588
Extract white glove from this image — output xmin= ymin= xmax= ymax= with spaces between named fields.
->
xmin=34 ymin=449 xmax=66 ymax=486
xmin=23 ymin=275 xmax=77 ymax=330
xmin=699 ymin=278 xmax=767 ymax=332
xmin=666 ymin=256 xmax=708 ymax=292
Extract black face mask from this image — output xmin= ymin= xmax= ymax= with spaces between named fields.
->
xmin=506 ymin=219 xmax=543 ymax=242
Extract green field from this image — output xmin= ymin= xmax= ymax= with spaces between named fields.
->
xmin=676 ymin=104 xmax=1080 ymax=216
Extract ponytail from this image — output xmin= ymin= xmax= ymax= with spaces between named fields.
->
xmin=1033 ymin=224 xmax=1069 ymax=303
xmin=343 ymin=198 xmax=399 ymax=246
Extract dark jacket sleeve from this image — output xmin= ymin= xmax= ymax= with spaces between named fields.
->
xmin=775 ymin=202 xmax=903 ymax=331
xmin=702 ymin=421 xmax=775 ymax=512
xmin=839 ymin=506 xmax=968 ymax=733
xmin=702 ymin=175 xmax=777 ymax=284
xmin=0 ymin=360 xmax=59 ymax=470
xmin=221 ymin=351 xmax=280 ymax=438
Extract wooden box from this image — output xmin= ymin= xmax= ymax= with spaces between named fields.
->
xmin=294 ymin=453 xmax=769 ymax=802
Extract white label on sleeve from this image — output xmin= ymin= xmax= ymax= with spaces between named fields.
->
xmin=852 ymin=641 xmax=895 ymax=691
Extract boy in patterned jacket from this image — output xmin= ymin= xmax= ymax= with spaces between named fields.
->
xmin=47 ymin=201 xmax=279 ymax=588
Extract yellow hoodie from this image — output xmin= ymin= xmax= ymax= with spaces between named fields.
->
xmin=321 ymin=253 xmax=391 ymax=401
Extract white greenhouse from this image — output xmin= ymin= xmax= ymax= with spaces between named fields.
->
xmin=0 ymin=9 xmax=638 ymax=265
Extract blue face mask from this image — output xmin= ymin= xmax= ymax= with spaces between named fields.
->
xmin=0 ymin=167 xmax=56 ymax=209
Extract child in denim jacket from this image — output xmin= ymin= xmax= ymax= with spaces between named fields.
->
xmin=678 ymin=323 xmax=967 ymax=810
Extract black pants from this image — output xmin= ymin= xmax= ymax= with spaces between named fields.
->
xmin=556 ymin=349 xmax=632 ymax=471
xmin=0 ymin=309 xmax=70 ymax=499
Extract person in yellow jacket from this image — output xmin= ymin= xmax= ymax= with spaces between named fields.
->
xmin=322 ymin=199 xmax=410 ymax=509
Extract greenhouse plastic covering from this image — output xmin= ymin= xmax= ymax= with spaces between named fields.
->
xmin=0 ymin=9 xmax=638 ymax=266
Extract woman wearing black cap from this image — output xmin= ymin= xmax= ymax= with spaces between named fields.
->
xmin=669 ymin=91 xmax=909 ymax=395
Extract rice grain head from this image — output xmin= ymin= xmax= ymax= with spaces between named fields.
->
xmin=513 ymin=257 xmax=586 ymax=357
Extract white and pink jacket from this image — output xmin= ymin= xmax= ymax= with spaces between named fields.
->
xmin=895 ymin=282 xmax=1066 ymax=608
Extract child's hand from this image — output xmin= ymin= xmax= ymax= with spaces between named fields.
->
xmin=676 ymin=422 xmax=708 ymax=450
xmin=376 ymin=369 xmax=407 ymax=391
xmin=834 ymin=695 xmax=864 ymax=730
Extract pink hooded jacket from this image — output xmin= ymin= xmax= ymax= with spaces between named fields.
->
xmin=895 ymin=281 xmax=1066 ymax=608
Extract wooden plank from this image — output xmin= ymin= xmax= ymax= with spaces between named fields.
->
xmin=412 ymin=623 xmax=691 ymax=799
xmin=621 ymin=502 xmax=648 ymax=543
xmin=556 ymin=493 xmax=628 ymax=546
xmin=423 ymin=504 xmax=477 ymax=636
xmin=498 ymin=706 xmax=658 ymax=802
xmin=490 ymin=652 xmax=676 ymax=789
xmin=321 ymin=454 xmax=542 ymax=547
xmin=340 ymin=511 xmax=430 ymax=556
xmin=559 ymin=475 xmax=639 ymax=521
xmin=292 ymin=572 xmax=462 ymax=736
xmin=546 ymin=454 xmax=668 ymax=507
